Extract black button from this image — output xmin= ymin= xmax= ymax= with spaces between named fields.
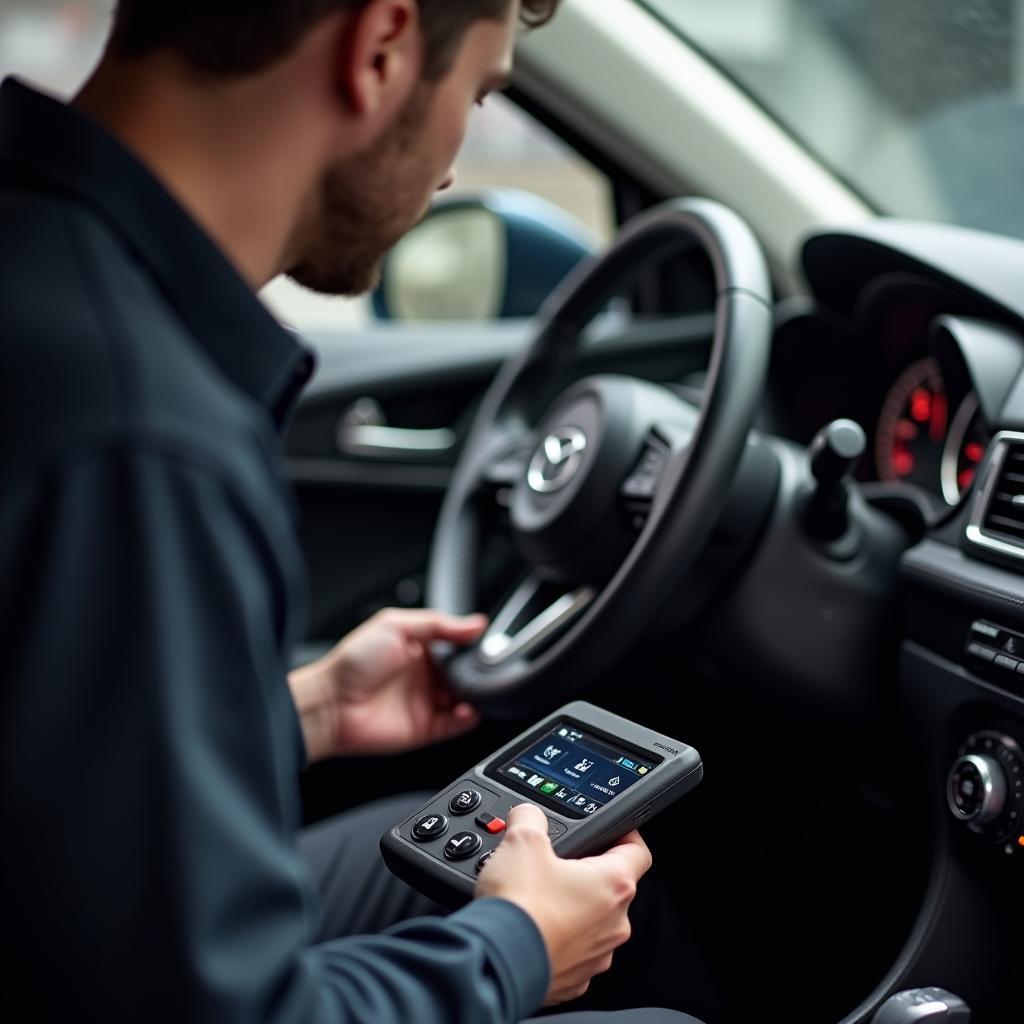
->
xmin=444 ymin=831 xmax=483 ymax=861
xmin=449 ymin=789 xmax=482 ymax=815
xmin=995 ymin=654 xmax=1019 ymax=672
xmin=476 ymin=850 xmax=494 ymax=872
xmin=412 ymin=813 xmax=449 ymax=841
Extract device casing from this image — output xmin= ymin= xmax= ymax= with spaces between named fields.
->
xmin=380 ymin=701 xmax=703 ymax=906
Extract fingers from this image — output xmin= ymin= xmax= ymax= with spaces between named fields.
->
xmin=505 ymin=802 xmax=551 ymax=837
xmin=585 ymin=830 xmax=653 ymax=883
xmin=427 ymin=702 xmax=481 ymax=741
xmin=380 ymin=608 xmax=488 ymax=644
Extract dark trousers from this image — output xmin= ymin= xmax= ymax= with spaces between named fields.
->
xmin=299 ymin=794 xmax=711 ymax=1024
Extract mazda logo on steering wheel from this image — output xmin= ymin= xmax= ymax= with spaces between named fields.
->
xmin=527 ymin=427 xmax=588 ymax=494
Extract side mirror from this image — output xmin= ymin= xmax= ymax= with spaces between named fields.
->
xmin=372 ymin=190 xmax=595 ymax=322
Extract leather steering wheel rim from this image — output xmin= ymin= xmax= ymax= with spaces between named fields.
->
xmin=427 ymin=198 xmax=774 ymax=716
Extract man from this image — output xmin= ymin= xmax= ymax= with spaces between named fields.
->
xmin=0 ymin=2 xmax=706 ymax=1021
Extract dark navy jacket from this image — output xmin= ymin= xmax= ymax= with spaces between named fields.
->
xmin=0 ymin=79 xmax=548 ymax=1022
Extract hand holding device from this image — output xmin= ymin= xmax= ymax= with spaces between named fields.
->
xmin=380 ymin=701 xmax=702 ymax=904
xmin=475 ymin=802 xmax=652 ymax=1005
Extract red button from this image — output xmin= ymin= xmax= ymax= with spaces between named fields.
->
xmin=485 ymin=817 xmax=506 ymax=834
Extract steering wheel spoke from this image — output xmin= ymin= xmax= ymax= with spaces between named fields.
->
xmin=478 ymin=575 xmax=596 ymax=667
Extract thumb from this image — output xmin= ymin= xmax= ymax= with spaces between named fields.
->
xmin=387 ymin=609 xmax=488 ymax=644
xmin=505 ymin=802 xmax=551 ymax=838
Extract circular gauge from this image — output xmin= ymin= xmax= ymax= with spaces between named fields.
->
xmin=876 ymin=357 xmax=988 ymax=505
xmin=941 ymin=394 xmax=988 ymax=505
xmin=875 ymin=357 xmax=948 ymax=495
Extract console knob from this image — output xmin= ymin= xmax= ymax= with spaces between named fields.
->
xmin=947 ymin=753 xmax=1007 ymax=826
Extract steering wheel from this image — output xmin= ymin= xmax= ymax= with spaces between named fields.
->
xmin=427 ymin=198 xmax=773 ymax=715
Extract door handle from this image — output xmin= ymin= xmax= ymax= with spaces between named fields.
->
xmin=336 ymin=398 xmax=456 ymax=460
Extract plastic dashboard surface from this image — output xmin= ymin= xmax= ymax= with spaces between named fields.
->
xmin=767 ymin=222 xmax=1024 ymax=517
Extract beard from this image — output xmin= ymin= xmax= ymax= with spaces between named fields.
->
xmin=287 ymin=84 xmax=435 ymax=297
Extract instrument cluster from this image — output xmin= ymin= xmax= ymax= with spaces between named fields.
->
xmin=873 ymin=356 xmax=988 ymax=507
xmin=768 ymin=283 xmax=993 ymax=514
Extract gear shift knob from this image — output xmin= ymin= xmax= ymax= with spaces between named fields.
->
xmin=805 ymin=418 xmax=866 ymax=542
xmin=872 ymin=988 xmax=970 ymax=1024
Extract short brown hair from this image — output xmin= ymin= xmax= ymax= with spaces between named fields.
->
xmin=109 ymin=1 xmax=559 ymax=80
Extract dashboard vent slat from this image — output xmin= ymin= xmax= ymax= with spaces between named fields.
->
xmin=966 ymin=434 xmax=1024 ymax=564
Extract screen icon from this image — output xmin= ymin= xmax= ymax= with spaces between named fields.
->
xmin=583 ymin=802 xmax=599 ymax=815
xmin=572 ymin=795 xmax=588 ymax=808
xmin=527 ymin=774 xmax=545 ymax=788
xmin=619 ymin=758 xmax=637 ymax=771
xmin=574 ymin=758 xmax=594 ymax=773
xmin=506 ymin=765 xmax=527 ymax=780
xmin=542 ymin=745 xmax=563 ymax=761
xmin=637 ymin=766 xmax=649 ymax=775
xmin=539 ymin=781 xmax=559 ymax=795
xmin=608 ymin=776 xmax=620 ymax=787
xmin=554 ymin=787 xmax=573 ymax=801
xmin=558 ymin=728 xmax=569 ymax=738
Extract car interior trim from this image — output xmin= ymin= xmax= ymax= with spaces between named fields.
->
xmin=965 ymin=431 xmax=1024 ymax=563
xmin=515 ymin=0 xmax=871 ymax=289
xmin=903 ymin=539 xmax=1024 ymax=618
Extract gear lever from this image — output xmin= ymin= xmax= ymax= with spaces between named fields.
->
xmin=805 ymin=418 xmax=866 ymax=543
xmin=872 ymin=988 xmax=970 ymax=1023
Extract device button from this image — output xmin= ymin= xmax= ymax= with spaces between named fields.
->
xmin=444 ymin=831 xmax=484 ymax=860
xmin=632 ymin=802 xmax=654 ymax=823
xmin=449 ymin=789 xmax=482 ymax=815
xmin=474 ymin=812 xmax=506 ymax=834
xmin=476 ymin=850 xmax=494 ymax=872
xmin=995 ymin=654 xmax=1020 ymax=672
xmin=412 ymin=813 xmax=449 ymax=841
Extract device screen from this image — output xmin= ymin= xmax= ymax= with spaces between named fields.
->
xmin=487 ymin=720 xmax=662 ymax=819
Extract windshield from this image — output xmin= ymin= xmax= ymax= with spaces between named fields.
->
xmin=643 ymin=0 xmax=1024 ymax=241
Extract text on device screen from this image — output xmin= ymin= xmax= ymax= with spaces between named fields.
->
xmin=493 ymin=721 xmax=660 ymax=818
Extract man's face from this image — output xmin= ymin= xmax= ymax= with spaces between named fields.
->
xmin=288 ymin=4 xmax=518 ymax=296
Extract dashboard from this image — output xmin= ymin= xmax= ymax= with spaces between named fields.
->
xmin=765 ymin=233 xmax=1024 ymax=521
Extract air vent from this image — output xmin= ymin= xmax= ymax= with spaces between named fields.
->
xmin=966 ymin=433 xmax=1024 ymax=561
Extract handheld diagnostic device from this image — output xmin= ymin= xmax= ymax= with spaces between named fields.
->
xmin=380 ymin=701 xmax=703 ymax=906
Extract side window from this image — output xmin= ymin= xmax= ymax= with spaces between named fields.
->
xmin=0 ymin=6 xmax=616 ymax=332
xmin=263 ymin=94 xmax=616 ymax=331
xmin=0 ymin=2 xmax=110 ymax=94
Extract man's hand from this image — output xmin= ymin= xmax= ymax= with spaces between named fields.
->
xmin=288 ymin=608 xmax=486 ymax=762
xmin=475 ymin=804 xmax=652 ymax=1006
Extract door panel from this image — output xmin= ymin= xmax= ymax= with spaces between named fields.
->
xmin=288 ymin=314 xmax=715 ymax=643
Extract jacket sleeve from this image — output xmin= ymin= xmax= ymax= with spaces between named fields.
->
xmin=0 ymin=447 xmax=549 ymax=1024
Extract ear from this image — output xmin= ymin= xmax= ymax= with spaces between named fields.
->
xmin=338 ymin=0 xmax=422 ymax=120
